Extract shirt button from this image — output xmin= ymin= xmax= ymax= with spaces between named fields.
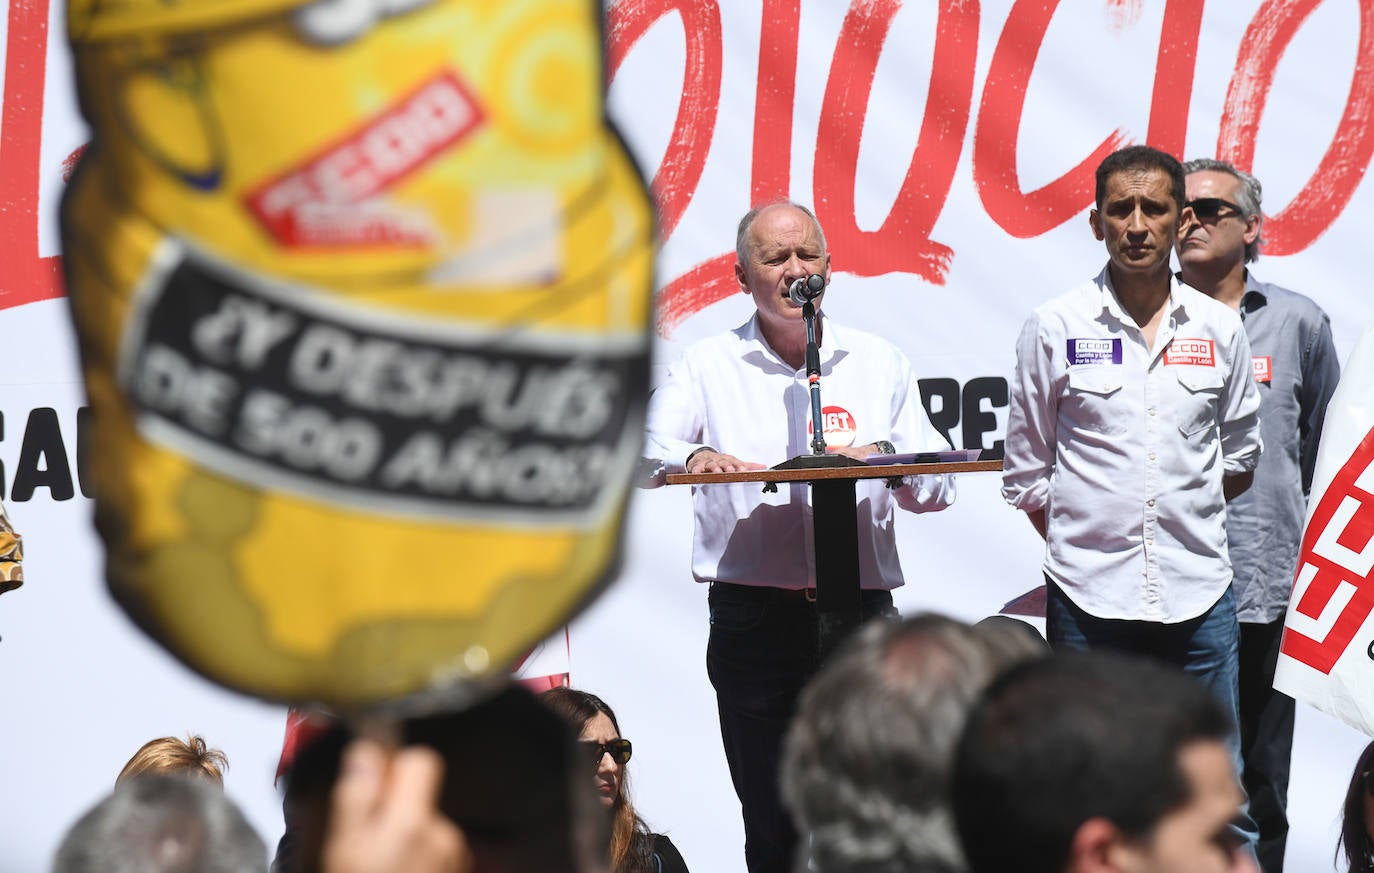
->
xmin=1148 ymin=452 xmax=1156 ymax=461
xmin=1149 ymin=408 xmax=1157 ymax=416
xmin=1147 ymin=499 xmax=1155 ymax=507
xmin=1146 ymin=538 xmax=1155 ymax=546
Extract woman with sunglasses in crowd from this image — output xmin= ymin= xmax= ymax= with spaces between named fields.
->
xmin=1339 ymin=739 xmax=1374 ymax=873
xmin=540 ymin=687 xmax=690 ymax=873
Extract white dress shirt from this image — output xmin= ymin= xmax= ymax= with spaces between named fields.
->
xmin=1002 ymin=267 xmax=1263 ymax=622
xmin=645 ymin=314 xmax=955 ymax=590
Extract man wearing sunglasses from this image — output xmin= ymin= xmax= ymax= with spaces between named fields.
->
xmin=1177 ymin=158 xmax=1341 ymax=873
xmin=1002 ymin=145 xmax=1263 ymax=849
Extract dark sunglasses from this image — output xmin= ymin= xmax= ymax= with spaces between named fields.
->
xmin=581 ymin=738 xmax=632 ymax=767
xmin=1185 ymin=197 xmax=1244 ymax=221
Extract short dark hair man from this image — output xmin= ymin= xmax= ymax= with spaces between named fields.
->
xmin=1001 ymin=144 xmax=1263 ymax=846
xmin=781 ymin=614 xmax=1046 ymax=873
xmin=1176 ymin=157 xmax=1341 ymax=873
xmin=645 ymin=201 xmax=957 ymax=873
xmin=953 ymin=652 xmax=1259 ymax=873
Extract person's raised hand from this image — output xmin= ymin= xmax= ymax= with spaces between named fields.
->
xmin=322 ymin=739 xmax=470 ymax=873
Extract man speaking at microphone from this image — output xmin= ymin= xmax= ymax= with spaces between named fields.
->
xmin=645 ymin=201 xmax=956 ymax=873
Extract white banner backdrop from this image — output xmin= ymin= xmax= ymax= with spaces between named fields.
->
xmin=1 ymin=1 xmax=1372 ymax=871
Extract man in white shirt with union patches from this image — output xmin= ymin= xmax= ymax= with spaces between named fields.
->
xmin=1002 ymin=145 xmax=1263 ymax=844
xmin=645 ymin=201 xmax=955 ymax=873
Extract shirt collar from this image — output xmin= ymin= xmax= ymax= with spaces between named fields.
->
xmin=739 ymin=311 xmax=845 ymax=371
xmin=1095 ymin=265 xmax=1188 ymax=327
xmin=1240 ymin=271 xmax=1269 ymax=315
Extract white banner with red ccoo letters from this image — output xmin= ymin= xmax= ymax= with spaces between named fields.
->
xmin=1275 ymin=323 xmax=1374 ymax=734
xmin=3 ymin=2 xmax=1374 ymax=872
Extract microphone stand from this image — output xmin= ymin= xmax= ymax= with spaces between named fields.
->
xmin=804 ymin=300 xmax=827 ymax=455
xmin=770 ymin=295 xmax=863 ymax=659
xmin=774 ymin=299 xmax=862 ymax=473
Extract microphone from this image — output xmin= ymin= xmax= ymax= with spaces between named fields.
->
xmin=788 ymin=274 xmax=826 ymax=306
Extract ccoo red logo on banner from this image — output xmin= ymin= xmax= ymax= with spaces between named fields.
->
xmin=1280 ymin=424 xmax=1374 ymax=674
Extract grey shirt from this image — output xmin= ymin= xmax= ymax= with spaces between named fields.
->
xmin=1224 ymin=274 xmax=1341 ymax=623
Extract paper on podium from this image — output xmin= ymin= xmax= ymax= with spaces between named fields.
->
xmin=863 ymin=449 xmax=989 ymax=465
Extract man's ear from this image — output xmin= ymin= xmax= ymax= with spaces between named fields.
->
xmin=1089 ymin=209 xmax=1105 ymax=241
xmin=735 ymin=260 xmax=748 ymax=294
xmin=1243 ymin=213 xmax=1262 ymax=248
xmin=1066 ymin=817 xmax=1140 ymax=873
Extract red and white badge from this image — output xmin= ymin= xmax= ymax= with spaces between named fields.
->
xmin=1163 ymin=338 xmax=1216 ymax=367
xmin=807 ymin=405 xmax=857 ymax=449
xmin=244 ymin=71 xmax=485 ymax=248
xmin=1252 ymin=356 xmax=1273 ymax=383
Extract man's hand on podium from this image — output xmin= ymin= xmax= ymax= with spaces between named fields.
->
xmin=687 ymin=450 xmax=767 ymax=474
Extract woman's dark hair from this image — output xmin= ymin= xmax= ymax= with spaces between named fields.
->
xmin=1338 ymin=740 xmax=1374 ymax=873
xmin=539 ymin=687 xmax=654 ymax=873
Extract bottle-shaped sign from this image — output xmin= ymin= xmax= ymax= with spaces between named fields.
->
xmin=62 ymin=0 xmax=654 ymax=706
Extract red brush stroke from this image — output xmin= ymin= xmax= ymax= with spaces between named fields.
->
xmin=813 ymin=0 xmax=973 ymax=281
xmin=0 ymin=0 xmax=66 ymax=311
xmin=607 ymin=0 xmax=722 ymax=241
xmin=974 ymin=0 xmax=1126 ymax=238
xmin=1218 ymin=0 xmax=1374 ymax=255
xmin=1145 ymin=0 xmax=1204 ymax=157
xmin=750 ymin=0 xmax=799 ymax=206
xmin=654 ymin=251 xmax=737 ymax=336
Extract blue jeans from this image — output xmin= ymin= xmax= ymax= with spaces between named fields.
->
xmin=1045 ymin=579 xmax=1258 ymax=848
xmin=706 ymin=582 xmax=895 ymax=873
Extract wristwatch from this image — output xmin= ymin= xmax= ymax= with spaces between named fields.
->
xmin=873 ymin=440 xmax=896 ymax=455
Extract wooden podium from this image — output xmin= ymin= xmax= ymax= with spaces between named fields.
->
xmin=666 ymin=452 xmax=1003 ymax=658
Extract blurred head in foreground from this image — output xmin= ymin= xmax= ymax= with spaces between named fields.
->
xmin=279 ymin=684 xmax=604 ymax=873
xmin=54 ymin=774 xmax=266 ymax=873
xmin=781 ymin=613 xmax=1047 ymax=873
xmin=954 ymin=652 xmax=1256 ymax=873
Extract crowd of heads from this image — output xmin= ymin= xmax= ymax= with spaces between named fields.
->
xmin=51 ymin=617 xmax=1372 ymax=873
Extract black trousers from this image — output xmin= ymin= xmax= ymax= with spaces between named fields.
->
xmin=1239 ymin=618 xmax=1295 ymax=873
xmin=705 ymin=582 xmax=895 ymax=873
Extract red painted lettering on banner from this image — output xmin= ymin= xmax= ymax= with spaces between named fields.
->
xmin=751 ymin=0 xmax=799 ymax=206
xmin=654 ymin=252 xmax=738 ymax=335
xmin=1218 ymin=0 xmax=1374 ymax=255
xmin=0 ymin=0 xmax=65 ymax=310
xmin=813 ymin=0 xmax=973 ymax=280
xmin=1281 ymin=425 xmax=1374 ymax=673
xmin=3 ymin=1 xmax=1367 ymax=324
xmin=973 ymin=0 xmax=1126 ymax=239
xmin=1145 ymin=0 xmax=1205 ymax=155
xmin=606 ymin=0 xmax=722 ymax=240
